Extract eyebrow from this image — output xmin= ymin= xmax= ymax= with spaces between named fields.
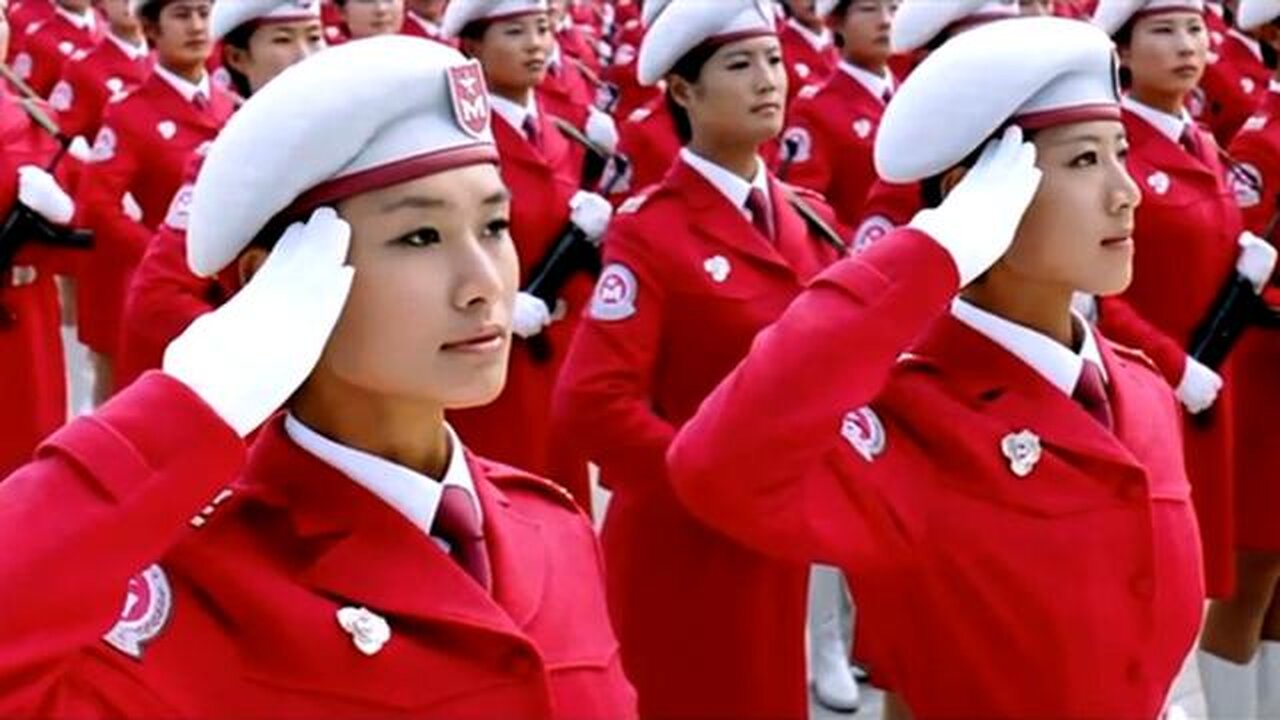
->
xmin=1048 ymin=133 xmax=1128 ymax=147
xmin=380 ymin=189 xmax=512 ymax=213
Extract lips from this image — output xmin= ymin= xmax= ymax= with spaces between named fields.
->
xmin=1101 ymin=235 xmax=1132 ymax=247
xmin=442 ymin=329 xmax=505 ymax=352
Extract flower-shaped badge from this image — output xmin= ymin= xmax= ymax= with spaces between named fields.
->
xmin=1001 ymin=430 xmax=1042 ymax=478
xmin=336 ymin=606 xmax=391 ymax=656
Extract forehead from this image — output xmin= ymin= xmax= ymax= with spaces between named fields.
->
xmin=1034 ymin=119 xmax=1127 ymax=145
xmin=712 ymin=34 xmax=782 ymax=59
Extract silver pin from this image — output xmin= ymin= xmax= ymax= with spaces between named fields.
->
xmin=1001 ymin=430 xmax=1042 ymax=478
xmin=336 ymin=606 xmax=391 ymax=656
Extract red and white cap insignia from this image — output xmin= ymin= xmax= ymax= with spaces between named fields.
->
xmin=103 ymin=565 xmax=173 ymax=660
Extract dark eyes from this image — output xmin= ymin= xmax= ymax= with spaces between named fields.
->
xmin=1068 ymin=149 xmax=1128 ymax=168
xmin=392 ymin=219 xmax=510 ymax=248
xmin=728 ymin=55 xmax=782 ymax=71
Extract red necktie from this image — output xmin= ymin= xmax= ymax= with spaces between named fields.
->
xmin=193 ymin=91 xmax=209 ymax=111
xmin=433 ymin=485 xmax=491 ymax=591
xmin=745 ymin=188 xmax=774 ymax=243
xmin=522 ymin=115 xmax=542 ymax=151
xmin=1072 ymin=360 xmax=1113 ymax=431
xmin=1179 ymin=125 xmax=1205 ymax=164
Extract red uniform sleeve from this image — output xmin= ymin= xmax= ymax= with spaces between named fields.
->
xmin=75 ymin=121 xmax=151 ymax=266
xmin=15 ymin=36 xmax=62 ymax=99
xmin=666 ymin=229 xmax=958 ymax=566
xmin=552 ymin=213 xmax=676 ymax=491
xmin=52 ymin=61 xmax=106 ymax=142
xmin=0 ymin=373 xmax=244 ymax=710
xmin=779 ymin=104 xmax=833 ymax=198
xmin=1227 ymin=128 xmax=1280 ymax=237
xmin=1096 ymin=296 xmax=1188 ymax=385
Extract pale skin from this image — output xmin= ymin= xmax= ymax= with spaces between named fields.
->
xmin=1018 ymin=0 xmax=1054 ymax=17
xmin=785 ymin=0 xmax=825 ymax=33
xmin=668 ymin=35 xmax=788 ymax=181
xmin=828 ymin=0 xmax=895 ymax=75
xmin=959 ymin=121 xmax=1140 ymax=345
xmin=222 ymin=18 xmax=325 ymax=95
xmin=144 ymin=0 xmax=214 ymax=84
xmin=340 ymin=0 xmax=405 ymax=40
xmin=461 ymin=13 xmax=554 ymax=107
xmin=1118 ymin=11 xmax=1208 ymax=116
xmin=237 ymin=165 xmax=518 ymax=478
xmin=97 ymin=0 xmax=144 ymax=44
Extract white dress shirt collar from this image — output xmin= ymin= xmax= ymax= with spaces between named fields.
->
xmin=1122 ymin=95 xmax=1194 ymax=145
xmin=407 ymin=10 xmax=444 ymax=38
xmin=786 ymin=17 xmax=832 ymax=51
xmin=680 ymin=147 xmax=770 ymax=215
xmin=839 ymin=60 xmax=894 ymax=102
xmin=489 ymin=92 xmax=539 ymax=132
xmin=153 ymin=63 xmax=211 ymax=104
xmin=55 ymin=4 xmax=96 ymax=32
xmin=106 ymin=31 xmax=149 ymax=61
xmin=284 ymin=415 xmax=484 ymax=538
xmin=951 ymin=298 xmax=1107 ymax=396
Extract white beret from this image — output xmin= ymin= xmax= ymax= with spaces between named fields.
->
xmin=641 ymin=0 xmax=676 ymax=26
xmin=1235 ymin=0 xmax=1280 ymax=29
xmin=1091 ymin=0 xmax=1204 ymax=35
xmin=211 ymin=0 xmax=322 ymax=42
xmin=875 ymin=17 xmax=1121 ymax=183
xmin=129 ymin=0 xmax=164 ymax=14
xmin=441 ymin=0 xmax=548 ymax=38
xmin=187 ymin=36 xmax=500 ymax=277
xmin=637 ymin=0 xmax=776 ymax=86
xmin=891 ymin=0 xmax=1019 ymax=53
xmin=815 ymin=0 xmax=839 ymax=16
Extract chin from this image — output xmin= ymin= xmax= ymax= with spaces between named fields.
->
xmin=442 ymin=376 xmax=508 ymax=411
xmin=1083 ymin=268 xmax=1133 ymax=297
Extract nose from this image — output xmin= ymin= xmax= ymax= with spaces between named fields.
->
xmin=453 ymin=235 xmax=506 ymax=312
xmin=1110 ymin=160 xmax=1142 ymax=214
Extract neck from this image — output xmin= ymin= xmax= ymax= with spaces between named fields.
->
xmin=960 ymin=272 xmax=1078 ymax=350
xmin=842 ymin=54 xmax=887 ymax=76
xmin=492 ymin=85 xmax=533 ymax=108
xmin=291 ymin=373 xmax=451 ymax=478
xmin=1128 ymin=85 xmax=1187 ymax=117
xmin=160 ymin=59 xmax=206 ymax=85
xmin=792 ymin=16 xmax=823 ymax=34
xmin=687 ymin=135 xmax=760 ymax=181
xmin=110 ymin=26 xmax=144 ymax=45
xmin=56 ymin=2 xmax=87 ymax=16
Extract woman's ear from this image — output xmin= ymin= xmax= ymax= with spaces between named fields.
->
xmin=237 ymin=247 xmax=271 ymax=287
xmin=460 ymin=36 xmax=480 ymax=59
xmin=222 ymin=44 xmax=250 ymax=76
xmin=667 ymin=75 xmax=694 ymax=111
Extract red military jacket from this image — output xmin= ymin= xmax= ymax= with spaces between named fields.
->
xmin=1191 ymin=11 xmax=1265 ymax=146
xmin=537 ymin=52 xmax=596 ymax=131
xmin=448 ymin=105 xmax=589 ymax=498
xmin=49 ymin=33 xmax=153 ymax=142
xmin=74 ymin=70 xmax=234 ymax=359
xmin=10 ymin=7 xmax=104 ymax=98
xmin=778 ymin=18 xmax=837 ymax=106
xmin=0 ymin=374 xmax=637 ymax=718
xmin=780 ymin=64 xmax=889 ymax=227
xmin=0 ymin=91 xmax=68 ymax=478
xmin=613 ymin=94 xmax=680 ymax=197
xmin=6 ymin=0 xmax=56 ymax=53
xmin=399 ymin=9 xmax=456 ymax=47
xmin=667 ymin=229 xmax=1204 ymax=719
xmin=552 ymin=157 xmax=845 ymax=720
xmin=851 ymin=178 xmax=921 ymax=252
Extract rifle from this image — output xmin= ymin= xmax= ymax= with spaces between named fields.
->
xmin=0 ymin=65 xmax=95 ymax=328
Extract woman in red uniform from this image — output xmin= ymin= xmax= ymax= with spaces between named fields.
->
xmin=74 ymin=0 xmax=233 ymax=399
xmin=669 ymin=17 xmax=1204 ymax=718
xmin=780 ymin=0 xmax=896 ymax=227
xmin=1205 ymin=1 xmax=1280 ymax=713
xmin=0 ymin=37 xmax=636 ymax=718
xmin=441 ymin=0 xmax=613 ymax=509
xmin=1091 ymin=3 xmax=1280 ymax=711
xmin=554 ymin=1 xmax=847 ymax=716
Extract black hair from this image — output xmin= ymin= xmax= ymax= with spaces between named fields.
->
xmin=459 ymin=19 xmax=490 ymax=43
xmin=829 ymin=0 xmax=854 ymax=48
xmin=664 ymin=40 xmax=721 ymax=144
xmin=1112 ymin=20 xmax=1135 ymax=89
xmin=1264 ymin=21 xmax=1280 ymax=70
xmin=138 ymin=0 xmax=176 ymax=24
xmin=919 ymin=127 xmax=1039 ymax=208
xmin=220 ymin=23 xmax=256 ymax=98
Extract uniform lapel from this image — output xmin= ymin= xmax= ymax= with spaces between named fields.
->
xmin=469 ymin=454 xmax=547 ymax=629
xmin=245 ymin=420 xmax=523 ymax=637
xmin=911 ymin=315 xmax=1143 ymax=472
xmin=494 ymin=114 xmax=554 ymax=175
xmin=1124 ymin=109 xmax=1220 ymax=183
xmin=671 ymin=160 xmax=792 ymax=274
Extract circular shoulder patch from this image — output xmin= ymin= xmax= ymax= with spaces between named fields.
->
xmin=781 ymin=126 xmax=812 ymax=165
xmin=164 ymin=183 xmax=195 ymax=230
xmin=102 ymin=564 xmax=173 ymax=660
xmin=852 ymin=214 xmax=895 ymax=252
xmin=841 ymin=406 xmax=886 ymax=462
xmin=49 ymin=81 xmax=74 ymax=113
xmin=590 ymin=263 xmax=639 ymax=321
xmin=12 ymin=53 xmax=33 ymax=80
xmin=1230 ymin=162 xmax=1262 ymax=208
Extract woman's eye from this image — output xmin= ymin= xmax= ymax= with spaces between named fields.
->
xmin=768 ymin=54 xmax=783 ymax=65
xmin=483 ymin=219 xmax=511 ymax=239
xmin=1069 ymin=151 xmax=1099 ymax=168
xmin=396 ymin=228 xmax=442 ymax=247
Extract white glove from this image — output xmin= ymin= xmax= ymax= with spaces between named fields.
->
xmin=163 ymin=207 xmax=355 ymax=437
xmin=585 ymin=108 xmax=619 ymax=154
xmin=908 ymin=126 xmax=1042 ymax=286
xmin=569 ymin=189 xmax=613 ymax=243
xmin=67 ymin=136 xmax=92 ymax=163
xmin=1176 ymin=356 xmax=1223 ymax=415
xmin=1235 ymin=231 xmax=1277 ymax=294
xmin=17 ymin=165 xmax=74 ymax=225
xmin=512 ymin=291 xmax=552 ymax=339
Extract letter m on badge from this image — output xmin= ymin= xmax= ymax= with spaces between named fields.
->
xmin=448 ymin=61 xmax=491 ymax=138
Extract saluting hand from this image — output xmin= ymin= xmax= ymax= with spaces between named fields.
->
xmin=908 ymin=126 xmax=1043 ymax=287
xmin=163 ymin=208 xmax=355 ymax=437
